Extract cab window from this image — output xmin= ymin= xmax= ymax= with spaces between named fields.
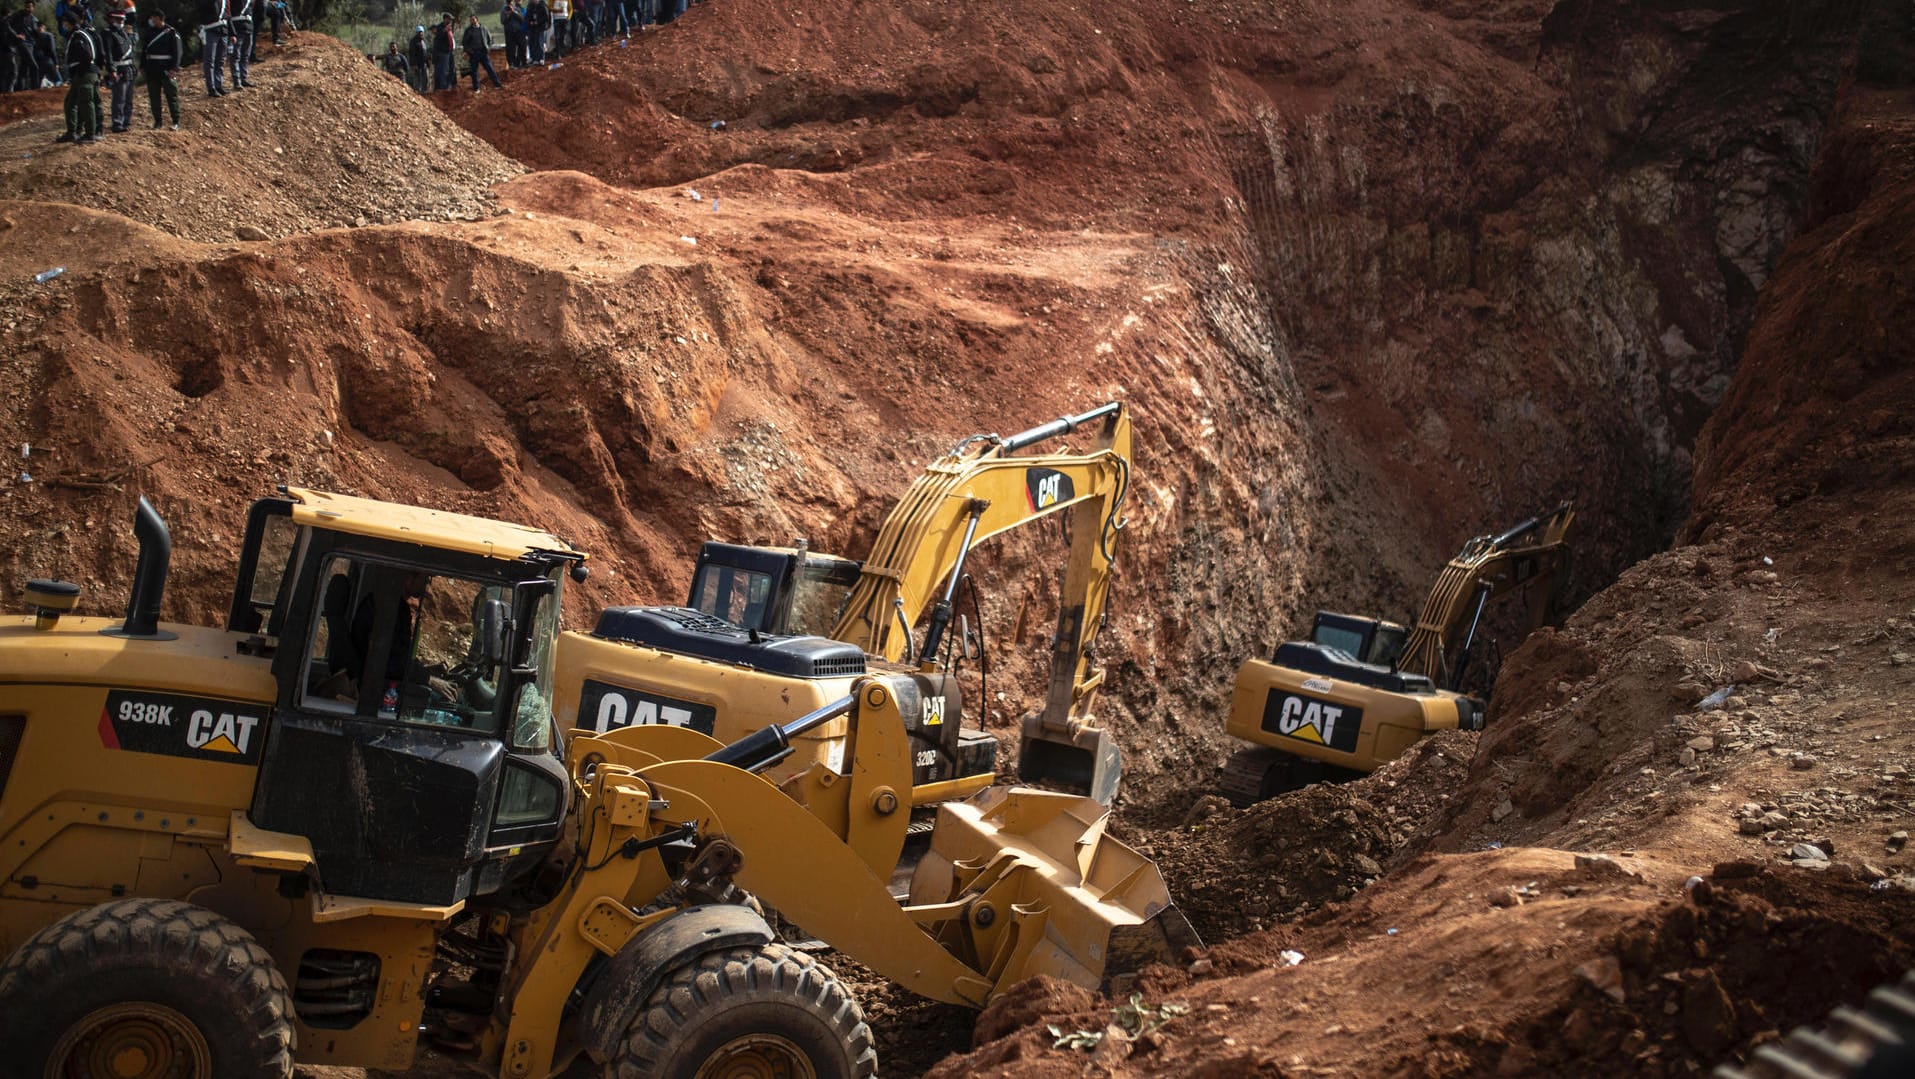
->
xmin=691 ymin=566 xmax=773 ymax=629
xmin=299 ymin=557 xmax=506 ymax=733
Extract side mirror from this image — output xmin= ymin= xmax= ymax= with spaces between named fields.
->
xmin=478 ymin=599 xmax=509 ymax=668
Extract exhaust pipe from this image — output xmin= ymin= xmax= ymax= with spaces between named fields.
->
xmin=105 ymin=497 xmax=174 ymax=640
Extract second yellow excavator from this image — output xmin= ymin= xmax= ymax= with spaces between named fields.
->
xmin=1221 ymin=504 xmax=1575 ymax=806
xmin=557 ymin=402 xmax=1133 ymax=808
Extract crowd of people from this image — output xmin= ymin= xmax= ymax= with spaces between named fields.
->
xmin=4 ymin=0 xmax=295 ymax=143
xmin=377 ymin=0 xmax=700 ymax=95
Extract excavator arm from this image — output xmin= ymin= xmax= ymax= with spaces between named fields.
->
xmin=830 ymin=402 xmax=1133 ymax=800
xmin=1395 ymin=502 xmax=1576 ymax=690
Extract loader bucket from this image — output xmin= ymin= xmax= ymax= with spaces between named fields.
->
xmin=1017 ymin=718 xmax=1123 ymax=806
xmin=907 ymin=786 xmax=1200 ymax=995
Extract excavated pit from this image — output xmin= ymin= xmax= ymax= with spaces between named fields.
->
xmin=0 ymin=2 xmax=1910 ymax=1076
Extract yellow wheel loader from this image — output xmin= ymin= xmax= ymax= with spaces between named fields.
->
xmin=1221 ymin=504 xmax=1575 ymax=806
xmin=0 ymin=488 xmax=1192 ymax=1078
xmin=559 ymin=401 xmax=1134 ymax=807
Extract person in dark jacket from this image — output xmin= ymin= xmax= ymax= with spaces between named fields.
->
xmin=380 ymin=39 xmax=406 ymax=82
xmin=55 ymin=11 xmax=98 ymax=143
xmin=500 ymin=0 xmax=524 ymax=67
xmin=140 ymin=7 xmax=180 ymax=128
xmin=101 ymin=7 xmax=133 ymax=131
xmin=428 ymin=11 xmax=453 ymax=91
xmin=405 ymin=24 xmax=427 ymax=92
xmin=524 ymin=0 xmax=548 ymax=63
xmin=196 ymin=0 xmax=226 ymax=95
xmin=226 ymin=0 xmax=253 ymax=88
xmin=7 ymin=9 xmax=41 ymax=91
xmin=34 ymin=18 xmax=59 ymax=86
xmin=460 ymin=14 xmax=499 ymax=91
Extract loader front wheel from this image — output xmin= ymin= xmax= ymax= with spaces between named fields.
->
xmin=612 ymin=942 xmax=876 ymax=1079
xmin=0 ymin=898 xmax=295 ymax=1079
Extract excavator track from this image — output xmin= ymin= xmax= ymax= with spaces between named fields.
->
xmin=1220 ymin=748 xmax=1285 ymax=808
xmin=1714 ymin=969 xmax=1915 ymax=1079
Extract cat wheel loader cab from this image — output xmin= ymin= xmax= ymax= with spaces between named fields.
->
xmin=0 ymin=489 xmax=585 ymax=1075
xmin=1 ymin=487 xmax=1194 ymax=1079
xmin=559 ymin=401 xmax=1134 ymax=810
xmin=1221 ymin=503 xmax=1575 ymax=807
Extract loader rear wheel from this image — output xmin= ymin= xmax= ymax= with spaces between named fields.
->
xmin=0 ymin=898 xmax=295 ymax=1079
xmin=611 ymin=942 xmax=876 ymax=1079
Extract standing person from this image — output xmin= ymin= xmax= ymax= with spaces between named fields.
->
xmin=225 ymin=0 xmax=252 ymax=87
xmin=404 ymin=23 xmax=427 ymax=92
xmin=7 ymin=7 xmax=39 ymax=90
xmin=101 ymin=7 xmax=134 ymax=131
xmin=196 ymin=0 xmax=226 ymax=95
xmin=574 ymin=0 xmax=597 ymax=45
xmin=34 ymin=18 xmax=59 ymax=85
xmin=523 ymin=0 xmax=547 ymax=63
xmin=139 ymin=6 xmax=179 ymax=128
xmin=460 ymin=13 xmax=498 ymax=92
xmin=547 ymin=0 xmax=567 ymax=58
xmin=379 ymin=39 xmax=405 ymax=82
xmin=55 ymin=11 xmax=97 ymax=143
xmin=499 ymin=0 xmax=524 ymax=68
xmin=428 ymin=11 xmax=453 ymax=91
xmin=266 ymin=0 xmax=286 ymax=44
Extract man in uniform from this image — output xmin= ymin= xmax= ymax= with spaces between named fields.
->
xmin=196 ymin=0 xmax=225 ymax=95
xmin=101 ymin=7 xmax=133 ymax=131
xmin=55 ymin=10 xmax=98 ymax=143
xmin=139 ymin=6 xmax=179 ymax=128
xmin=225 ymin=0 xmax=252 ymax=88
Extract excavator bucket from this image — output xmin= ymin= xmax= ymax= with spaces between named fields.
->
xmin=1017 ymin=720 xmax=1123 ymax=806
xmin=908 ymin=785 xmax=1199 ymax=991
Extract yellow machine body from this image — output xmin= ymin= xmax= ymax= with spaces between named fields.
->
xmin=0 ymin=487 xmax=1189 ymax=1078
xmin=565 ymin=402 xmax=1135 ymax=808
xmin=1220 ymin=505 xmax=1575 ymax=806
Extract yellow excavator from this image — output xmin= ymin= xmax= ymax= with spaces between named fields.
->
xmin=559 ymin=402 xmax=1133 ymax=806
xmin=0 ymin=488 xmax=1191 ymax=1078
xmin=1221 ymin=504 xmax=1575 ymax=806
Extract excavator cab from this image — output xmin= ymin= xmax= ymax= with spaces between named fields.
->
xmin=687 ymin=542 xmax=863 ymax=637
xmin=1309 ymin=611 xmax=1409 ymax=667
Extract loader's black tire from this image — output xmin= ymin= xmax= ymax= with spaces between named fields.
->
xmin=610 ymin=942 xmax=876 ymax=1079
xmin=0 ymin=897 xmax=296 ymax=1079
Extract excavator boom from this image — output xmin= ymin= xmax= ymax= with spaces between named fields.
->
xmin=830 ymin=402 xmax=1133 ymax=800
xmin=1394 ymin=502 xmax=1575 ymax=689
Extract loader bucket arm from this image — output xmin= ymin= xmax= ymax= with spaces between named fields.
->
xmin=1395 ymin=503 xmax=1576 ymax=689
xmin=545 ymin=682 xmax=1193 ymax=1023
xmin=625 ymin=764 xmax=1193 ymax=1008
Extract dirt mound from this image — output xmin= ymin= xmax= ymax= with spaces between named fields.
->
xmin=928 ymin=852 xmax=1915 ymax=1079
xmin=1135 ymin=731 xmax=1476 ymax=942
xmin=0 ymin=37 xmax=517 ymax=242
xmin=1503 ymin=864 xmax=1915 ymax=1074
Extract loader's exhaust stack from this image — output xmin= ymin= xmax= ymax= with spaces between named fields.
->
xmin=104 ymin=497 xmax=177 ymax=641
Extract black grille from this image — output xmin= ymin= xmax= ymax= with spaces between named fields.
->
xmin=0 ymin=715 xmax=22 ymax=801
